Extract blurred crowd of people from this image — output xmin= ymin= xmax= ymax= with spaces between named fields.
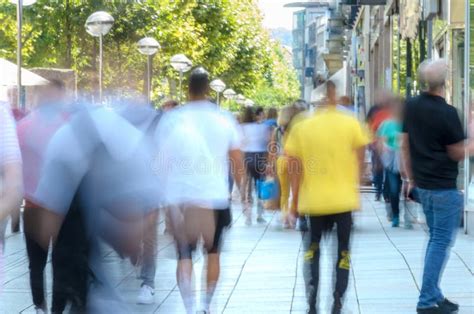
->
xmin=0 ymin=59 xmax=469 ymax=314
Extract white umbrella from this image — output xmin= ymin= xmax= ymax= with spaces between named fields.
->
xmin=0 ymin=58 xmax=49 ymax=86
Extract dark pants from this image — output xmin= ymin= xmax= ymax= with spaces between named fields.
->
xmin=373 ymin=168 xmax=384 ymax=198
xmin=371 ymin=149 xmax=384 ymax=199
xmin=304 ymin=212 xmax=352 ymax=307
xmin=24 ymin=208 xmax=48 ymax=308
xmin=383 ymin=170 xmax=390 ymax=202
xmin=51 ymin=205 xmax=90 ymax=313
xmin=23 ymin=206 xmax=90 ymax=313
xmin=386 ymin=170 xmax=401 ymax=218
xmin=244 ymin=152 xmax=267 ymax=200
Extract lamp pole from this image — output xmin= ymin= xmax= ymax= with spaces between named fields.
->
xmin=179 ymin=70 xmax=183 ymax=102
xmin=99 ymin=33 xmax=103 ymax=103
xmin=85 ymin=11 xmax=114 ymax=104
xmin=11 ymin=0 xmax=37 ymax=110
xmin=170 ymin=54 xmax=192 ymax=103
xmin=137 ymin=37 xmax=160 ymax=105
xmin=210 ymin=79 xmax=226 ymax=106
xmin=16 ymin=0 xmax=22 ymax=109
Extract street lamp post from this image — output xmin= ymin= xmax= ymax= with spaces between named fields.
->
xmin=10 ymin=0 xmax=37 ymax=110
xmin=244 ymin=99 xmax=255 ymax=107
xmin=210 ymin=79 xmax=226 ymax=106
xmin=170 ymin=54 xmax=192 ymax=103
xmin=223 ymin=88 xmax=236 ymax=101
xmin=235 ymin=94 xmax=246 ymax=106
xmin=85 ymin=11 xmax=114 ymax=104
xmin=137 ymin=37 xmax=160 ymax=105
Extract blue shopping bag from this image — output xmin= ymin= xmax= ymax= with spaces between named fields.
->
xmin=258 ymin=177 xmax=279 ymax=201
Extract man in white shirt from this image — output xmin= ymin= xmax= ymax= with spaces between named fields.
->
xmin=155 ymin=67 xmax=244 ymax=314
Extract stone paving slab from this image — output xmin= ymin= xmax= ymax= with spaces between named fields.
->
xmin=0 ymin=194 xmax=473 ymax=313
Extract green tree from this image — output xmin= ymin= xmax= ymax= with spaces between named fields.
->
xmin=0 ymin=0 xmax=299 ymax=106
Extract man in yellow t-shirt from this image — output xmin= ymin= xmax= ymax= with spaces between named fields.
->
xmin=285 ymin=81 xmax=370 ymax=314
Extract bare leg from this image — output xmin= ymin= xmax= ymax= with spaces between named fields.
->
xmin=177 ymin=259 xmax=195 ymax=314
xmin=204 ymin=253 xmax=220 ymax=312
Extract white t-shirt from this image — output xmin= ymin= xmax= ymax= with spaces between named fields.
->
xmin=241 ymin=122 xmax=271 ymax=153
xmin=0 ymin=102 xmax=21 ymax=167
xmin=155 ymin=101 xmax=241 ymax=209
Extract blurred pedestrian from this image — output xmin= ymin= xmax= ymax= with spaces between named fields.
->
xmin=286 ymin=80 xmax=370 ymax=314
xmin=116 ymin=97 xmax=162 ymax=305
xmin=267 ymin=105 xmax=300 ymax=229
xmin=367 ymin=91 xmax=392 ymax=210
xmin=376 ymin=96 xmax=411 ymax=228
xmin=265 ymin=107 xmax=278 ymax=128
xmin=17 ymin=79 xmax=70 ymax=314
xmin=31 ymin=99 xmax=160 ymax=313
xmin=0 ymin=99 xmax=23 ymax=292
xmin=161 ymin=99 xmax=179 ymax=111
xmin=240 ymin=106 xmax=271 ymax=225
xmin=254 ymin=106 xmax=265 ymax=123
xmin=155 ymin=67 xmax=244 ymax=314
xmin=7 ymin=87 xmax=25 ymax=234
xmin=402 ymin=59 xmax=464 ymax=314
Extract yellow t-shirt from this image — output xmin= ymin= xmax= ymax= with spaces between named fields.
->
xmin=285 ymin=107 xmax=370 ymax=216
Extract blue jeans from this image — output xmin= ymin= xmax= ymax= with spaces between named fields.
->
xmin=416 ymin=188 xmax=463 ymax=309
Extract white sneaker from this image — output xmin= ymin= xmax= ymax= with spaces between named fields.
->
xmin=35 ymin=307 xmax=46 ymax=314
xmin=137 ymin=284 xmax=155 ymax=304
xmin=245 ymin=216 xmax=252 ymax=226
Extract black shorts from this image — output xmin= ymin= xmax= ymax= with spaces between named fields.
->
xmin=172 ymin=207 xmax=232 ymax=260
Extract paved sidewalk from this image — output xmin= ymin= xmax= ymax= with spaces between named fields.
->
xmin=1 ymin=194 xmax=473 ymax=313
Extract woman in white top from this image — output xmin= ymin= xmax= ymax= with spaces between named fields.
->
xmin=240 ymin=106 xmax=271 ymax=225
xmin=0 ymin=101 xmax=23 ymax=292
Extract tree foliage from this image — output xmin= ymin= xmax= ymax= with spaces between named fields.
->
xmin=0 ymin=0 xmax=299 ymax=107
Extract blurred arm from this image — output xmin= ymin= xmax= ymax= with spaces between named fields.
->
xmin=447 ymin=141 xmax=466 ymax=162
xmin=34 ymin=206 xmax=64 ymax=250
xmin=266 ymin=130 xmax=278 ymax=175
xmin=0 ymin=162 xmax=23 ymax=221
xmin=287 ymin=155 xmax=302 ymax=216
xmin=229 ymin=149 xmax=245 ymax=194
xmin=356 ymin=147 xmax=366 ymax=183
xmin=400 ymin=133 xmax=413 ymax=181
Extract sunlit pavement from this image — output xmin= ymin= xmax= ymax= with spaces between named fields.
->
xmin=1 ymin=194 xmax=473 ymax=314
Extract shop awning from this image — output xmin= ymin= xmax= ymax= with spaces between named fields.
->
xmin=0 ymin=58 xmax=50 ymax=86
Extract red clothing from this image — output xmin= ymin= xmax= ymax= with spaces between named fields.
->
xmin=17 ymin=106 xmax=69 ymax=202
xmin=11 ymin=107 xmax=27 ymax=121
xmin=370 ymin=108 xmax=391 ymax=133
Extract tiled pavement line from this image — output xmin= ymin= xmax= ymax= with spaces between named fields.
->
xmin=452 ymin=250 xmax=474 ymax=275
xmin=349 ymin=255 xmax=362 ymax=314
xmin=221 ymin=210 xmax=277 ymax=312
xmin=370 ymin=200 xmax=421 ymax=292
xmin=289 ymin=232 xmax=304 ymax=313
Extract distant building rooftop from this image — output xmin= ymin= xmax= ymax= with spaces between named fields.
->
xmin=284 ymin=1 xmax=330 ymax=8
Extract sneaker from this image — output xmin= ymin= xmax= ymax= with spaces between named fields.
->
xmin=331 ymin=292 xmax=342 ymax=314
xmin=392 ymin=216 xmax=400 ymax=227
xmin=245 ymin=216 xmax=252 ymax=226
xmin=417 ymin=306 xmax=444 ymax=314
xmin=404 ymin=223 xmax=414 ymax=230
xmin=35 ymin=307 xmax=46 ymax=314
xmin=256 ymin=216 xmax=267 ymax=224
xmin=307 ymin=307 xmax=317 ymax=314
xmin=437 ymin=298 xmax=459 ymax=313
xmin=137 ymin=285 xmax=155 ymax=304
